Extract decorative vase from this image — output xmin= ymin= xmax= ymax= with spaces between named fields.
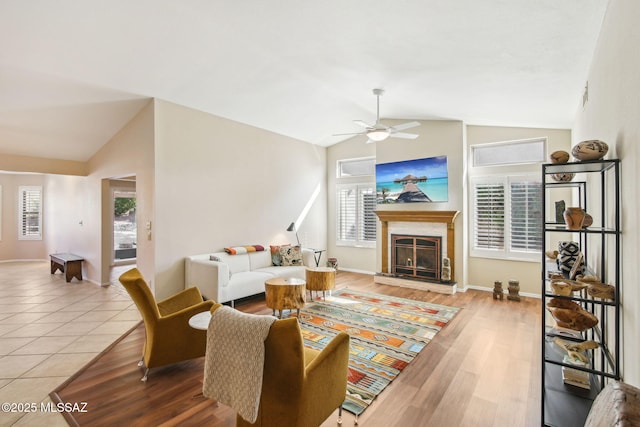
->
xmin=441 ymin=257 xmax=451 ymax=283
xmin=563 ymin=207 xmax=585 ymax=230
xmin=507 ymin=280 xmax=521 ymax=302
xmin=558 ymin=241 xmax=584 ymax=276
xmin=555 ymin=200 xmax=566 ymax=223
xmin=583 ymin=213 xmax=593 ymax=228
xmin=572 ymin=140 xmax=609 ymax=161
xmin=493 ymin=280 xmax=503 ymax=300
xmin=549 ymin=150 xmax=570 ymax=164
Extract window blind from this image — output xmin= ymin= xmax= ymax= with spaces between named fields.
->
xmin=337 ymin=187 xmax=357 ymax=241
xmin=510 ymin=180 xmax=543 ymax=252
xmin=360 ymin=189 xmax=377 ymax=241
xmin=473 ymin=182 xmax=505 ymax=250
xmin=337 ymin=184 xmax=376 ymax=247
xmin=19 ymin=186 xmax=42 ymax=240
xmin=470 ymin=175 xmax=541 ymax=260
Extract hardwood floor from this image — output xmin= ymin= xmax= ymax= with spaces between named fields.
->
xmin=53 ymin=271 xmax=541 ymax=427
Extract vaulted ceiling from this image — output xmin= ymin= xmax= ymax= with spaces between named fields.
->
xmin=0 ymin=0 xmax=609 ymax=162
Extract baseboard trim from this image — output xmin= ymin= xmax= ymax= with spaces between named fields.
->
xmin=464 ymin=284 xmax=541 ymax=299
xmin=336 ymin=267 xmax=376 ymax=275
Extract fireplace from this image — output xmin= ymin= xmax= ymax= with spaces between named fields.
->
xmin=374 ymin=210 xmax=460 ymax=294
xmin=391 ymin=234 xmax=441 ymax=280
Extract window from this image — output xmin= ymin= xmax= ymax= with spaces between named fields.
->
xmin=336 ymin=184 xmax=376 ymax=247
xmin=337 ymin=157 xmax=375 ymax=178
xmin=472 ymin=138 xmax=545 ymax=167
xmin=18 ymin=186 xmax=42 ymax=240
xmin=470 ymin=175 xmax=542 ymax=261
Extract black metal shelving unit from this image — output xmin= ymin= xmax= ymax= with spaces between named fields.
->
xmin=541 ymin=159 xmax=621 ymax=427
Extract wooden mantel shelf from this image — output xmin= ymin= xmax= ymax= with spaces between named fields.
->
xmin=374 ymin=210 xmax=459 ymax=227
xmin=375 ymin=210 xmax=460 ymax=283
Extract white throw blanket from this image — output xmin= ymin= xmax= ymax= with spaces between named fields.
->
xmin=202 ymin=306 xmax=276 ymax=423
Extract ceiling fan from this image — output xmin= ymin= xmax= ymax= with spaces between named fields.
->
xmin=334 ymin=88 xmax=420 ymax=143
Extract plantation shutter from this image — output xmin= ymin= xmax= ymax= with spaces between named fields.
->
xmin=473 ymin=181 xmax=505 ymax=250
xmin=510 ymin=180 xmax=542 ymax=252
xmin=360 ymin=187 xmax=377 ymax=241
xmin=19 ymin=186 xmax=42 ymax=240
xmin=337 ymin=184 xmax=376 ymax=246
xmin=337 ymin=186 xmax=357 ymax=241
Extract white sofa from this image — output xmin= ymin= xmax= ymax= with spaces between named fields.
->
xmin=185 ymin=247 xmax=314 ymax=305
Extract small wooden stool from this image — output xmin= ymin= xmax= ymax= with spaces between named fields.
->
xmin=50 ymin=253 xmax=84 ymax=282
xmin=305 ymin=267 xmax=336 ymax=300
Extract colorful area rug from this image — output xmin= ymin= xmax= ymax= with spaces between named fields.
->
xmin=289 ymin=288 xmax=460 ymax=416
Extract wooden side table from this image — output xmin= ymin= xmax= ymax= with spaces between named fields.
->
xmin=264 ymin=277 xmax=306 ymax=318
xmin=50 ymin=253 xmax=84 ymax=282
xmin=305 ymin=267 xmax=336 ymax=300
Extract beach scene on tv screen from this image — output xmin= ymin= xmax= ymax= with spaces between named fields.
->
xmin=376 ymin=156 xmax=448 ymax=203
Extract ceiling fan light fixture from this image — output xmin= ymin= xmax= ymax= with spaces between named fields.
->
xmin=333 ymin=88 xmax=419 ymax=142
xmin=367 ymin=129 xmax=390 ymax=142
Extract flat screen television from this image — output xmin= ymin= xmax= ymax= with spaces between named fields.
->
xmin=376 ymin=156 xmax=448 ymax=204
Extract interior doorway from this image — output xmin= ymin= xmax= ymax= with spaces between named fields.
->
xmin=112 ymin=178 xmax=137 ymax=265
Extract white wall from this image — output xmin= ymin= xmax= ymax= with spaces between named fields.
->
xmin=571 ymin=0 xmax=639 ymax=386
xmin=153 ymin=100 xmax=327 ymax=299
xmin=43 ymin=174 xmax=91 ymax=266
xmin=466 ymin=126 xmax=572 ymax=295
xmin=86 ymin=100 xmax=155 ymax=286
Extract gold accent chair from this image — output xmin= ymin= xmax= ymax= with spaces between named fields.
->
xmin=119 ymin=267 xmax=215 ymax=381
xmin=211 ymin=304 xmax=350 ymax=427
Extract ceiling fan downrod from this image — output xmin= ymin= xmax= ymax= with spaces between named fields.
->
xmin=372 ymin=88 xmax=384 ymax=126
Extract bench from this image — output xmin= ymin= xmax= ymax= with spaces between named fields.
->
xmin=50 ymin=253 xmax=84 ymax=282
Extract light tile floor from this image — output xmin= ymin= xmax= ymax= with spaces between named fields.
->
xmin=0 ymin=261 xmax=140 ymax=426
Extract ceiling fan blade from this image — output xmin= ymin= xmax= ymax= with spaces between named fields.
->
xmin=390 ymin=132 xmax=419 ymax=139
xmin=353 ymin=120 xmax=375 ymax=129
xmin=335 ymin=90 xmax=417 ymax=142
xmin=333 ymin=131 xmax=366 ymax=137
xmin=391 ymin=121 xmax=421 ymax=131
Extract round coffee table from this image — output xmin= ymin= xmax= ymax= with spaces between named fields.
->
xmin=264 ymin=277 xmax=306 ymax=318
xmin=305 ymin=267 xmax=336 ymax=300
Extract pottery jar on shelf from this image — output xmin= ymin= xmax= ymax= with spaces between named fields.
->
xmin=571 ymin=140 xmax=609 ymax=161
xmin=551 ymin=172 xmax=575 ymax=182
xmin=558 ymin=241 xmax=584 ymax=276
xmin=583 ymin=213 xmax=593 ymax=228
xmin=549 ymin=150 xmax=570 ymax=164
xmin=563 ymin=207 xmax=586 ymax=230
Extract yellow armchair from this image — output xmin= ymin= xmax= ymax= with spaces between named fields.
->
xmin=223 ymin=312 xmax=350 ymax=427
xmin=119 ymin=267 xmax=215 ymax=381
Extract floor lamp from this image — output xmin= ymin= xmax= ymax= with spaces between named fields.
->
xmin=286 ymin=222 xmax=301 ymax=246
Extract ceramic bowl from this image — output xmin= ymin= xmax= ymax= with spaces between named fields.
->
xmin=551 ymin=172 xmax=575 ymax=182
